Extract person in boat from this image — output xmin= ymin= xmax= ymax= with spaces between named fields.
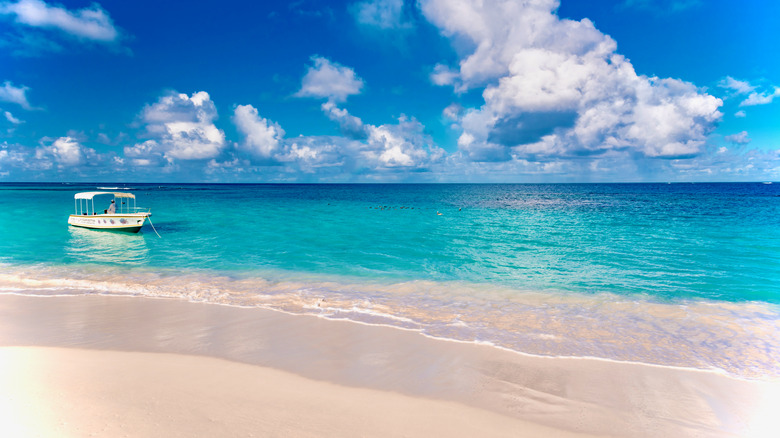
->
xmin=107 ymin=199 xmax=116 ymax=214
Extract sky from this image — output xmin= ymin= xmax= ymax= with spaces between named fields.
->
xmin=0 ymin=0 xmax=778 ymax=183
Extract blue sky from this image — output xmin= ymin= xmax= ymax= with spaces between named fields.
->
xmin=0 ymin=0 xmax=777 ymax=182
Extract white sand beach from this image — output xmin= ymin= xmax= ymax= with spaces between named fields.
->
xmin=0 ymin=294 xmax=777 ymax=437
xmin=1 ymin=347 xmax=590 ymax=438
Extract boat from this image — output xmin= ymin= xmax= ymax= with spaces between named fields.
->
xmin=68 ymin=192 xmax=151 ymax=233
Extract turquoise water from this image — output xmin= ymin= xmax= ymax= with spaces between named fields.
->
xmin=1 ymin=183 xmax=779 ymax=377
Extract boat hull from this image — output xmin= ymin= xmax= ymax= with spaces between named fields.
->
xmin=68 ymin=214 xmax=149 ymax=233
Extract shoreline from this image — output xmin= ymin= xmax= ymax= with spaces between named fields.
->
xmin=1 ymin=294 xmax=777 ymax=437
xmin=4 ymin=291 xmax=762 ymax=382
xmin=3 ymin=290 xmax=774 ymax=383
xmin=3 ymin=264 xmax=779 ymax=380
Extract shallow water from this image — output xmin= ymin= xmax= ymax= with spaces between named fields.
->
xmin=1 ymin=182 xmax=779 ymax=378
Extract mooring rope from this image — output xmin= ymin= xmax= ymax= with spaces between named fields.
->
xmin=147 ymin=216 xmax=162 ymax=238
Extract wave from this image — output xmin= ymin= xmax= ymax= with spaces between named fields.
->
xmin=1 ymin=263 xmax=778 ymax=380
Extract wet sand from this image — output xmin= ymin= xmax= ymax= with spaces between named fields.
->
xmin=0 ymin=294 xmax=776 ymax=437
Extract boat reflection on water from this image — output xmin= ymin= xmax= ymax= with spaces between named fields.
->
xmin=66 ymin=227 xmax=150 ymax=265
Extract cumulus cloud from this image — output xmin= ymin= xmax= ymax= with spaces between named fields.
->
xmin=295 ymin=56 xmax=364 ymax=103
xmin=364 ymin=115 xmax=445 ymax=169
xmin=233 ymin=104 xmax=285 ymax=161
xmin=283 ymin=117 xmax=444 ymax=175
xmin=421 ymin=0 xmax=611 ymax=88
xmin=0 ymin=146 xmax=31 ymax=177
xmin=289 ymin=56 xmax=442 ymax=172
xmin=321 ymin=101 xmax=367 ymax=139
xmin=0 ymin=136 xmax=122 ymax=179
xmin=34 ymin=136 xmax=98 ymax=167
xmin=122 ymin=72 xmax=441 ymax=180
xmin=420 ymin=0 xmax=722 ymax=161
xmin=0 ymin=81 xmax=32 ymax=109
xmin=0 ymin=0 xmax=120 ymax=42
xmin=351 ymin=0 xmax=410 ymax=29
xmin=725 ymin=131 xmax=751 ymax=145
xmin=123 ymin=140 xmax=163 ymax=165
xmin=456 ymin=108 xmax=510 ymax=162
xmin=127 ymin=91 xmax=227 ymax=163
xmin=209 ymin=99 xmax=445 ymax=180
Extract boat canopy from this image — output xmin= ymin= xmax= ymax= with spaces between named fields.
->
xmin=74 ymin=191 xmax=136 ymax=200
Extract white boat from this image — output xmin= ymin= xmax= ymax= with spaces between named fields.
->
xmin=68 ymin=192 xmax=151 ymax=233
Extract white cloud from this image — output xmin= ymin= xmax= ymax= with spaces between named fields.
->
xmin=130 ymin=158 xmax=153 ymax=167
xmin=740 ymin=87 xmax=780 ymax=107
xmin=734 ymin=110 xmax=746 ymax=118
xmin=321 ymin=101 xmax=367 ymax=138
xmin=718 ymin=76 xmax=756 ymax=95
xmin=35 ymin=136 xmax=94 ymax=167
xmin=725 ymin=131 xmax=751 ymax=145
xmin=455 ymin=108 xmax=508 ymax=162
xmin=717 ymin=77 xmax=780 ymax=107
xmin=442 ymin=103 xmax=462 ymax=121
xmin=3 ymin=110 xmax=22 ymax=124
xmin=421 ymin=0 xmax=611 ymax=88
xmin=314 ymin=98 xmax=443 ymax=170
xmin=0 ymin=81 xmax=32 ymax=109
xmin=364 ymin=115 xmax=445 ymax=169
xmin=295 ymin=56 xmax=364 ymax=103
xmin=430 ymin=64 xmax=460 ymax=89
xmin=678 ymin=147 xmax=780 ymax=181
xmin=621 ymin=77 xmax=721 ymax=157
xmin=0 ymin=0 xmax=119 ymax=42
xmin=420 ymin=0 xmax=722 ymax=161
xmin=206 ymin=102 xmax=446 ymax=180
xmin=351 ymin=0 xmax=410 ymax=29
xmin=128 ymin=91 xmax=226 ymax=162
xmin=233 ymin=104 xmax=285 ymax=160
xmin=123 ymin=140 xmax=165 ymax=166
xmin=0 ymin=146 xmax=27 ymax=170
xmin=435 ymin=141 xmax=780 ymax=183
xmin=278 ymin=136 xmax=351 ymax=169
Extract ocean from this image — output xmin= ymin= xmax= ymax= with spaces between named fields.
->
xmin=1 ymin=182 xmax=779 ymax=378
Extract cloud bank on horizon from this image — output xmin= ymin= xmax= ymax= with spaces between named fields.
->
xmin=0 ymin=0 xmax=778 ymax=182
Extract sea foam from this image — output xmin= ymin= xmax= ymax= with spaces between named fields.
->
xmin=2 ymin=263 xmax=778 ymax=380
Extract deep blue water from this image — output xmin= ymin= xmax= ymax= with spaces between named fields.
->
xmin=1 ymin=182 xmax=779 ymax=377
